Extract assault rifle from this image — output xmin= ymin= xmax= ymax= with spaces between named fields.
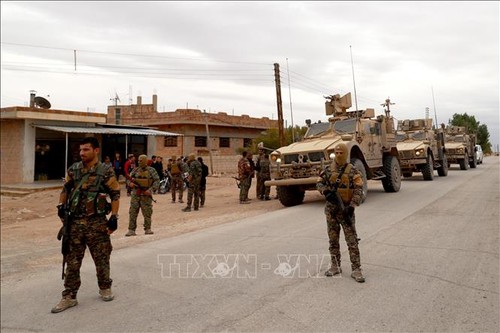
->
xmin=57 ymin=198 xmax=72 ymax=280
xmin=320 ymin=166 xmax=354 ymax=226
xmin=129 ymin=177 xmax=157 ymax=203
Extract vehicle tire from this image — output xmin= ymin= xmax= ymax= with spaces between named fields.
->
xmin=422 ymin=154 xmax=434 ymax=181
xmin=459 ymin=152 xmax=469 ymax=170
xmin=469 ymin=153 xmax=477 ymax=168
xmin=382 ymin=155 xmax=401 ymax=193
xmin=277 ymin=185 xmax=305 ymax=207
xmin=437 ymin=152 xmax=448 ymax=177
xmin=351 ymin=158 xmax=368 ymax=203
xmin=403 ymin=171 xmax=413 ymax=178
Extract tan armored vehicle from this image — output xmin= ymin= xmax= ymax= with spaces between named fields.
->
xmin=265 ymin=92 xmax=402 ymax=207
xmin=396 ymin=118 xmax=448 ymax=180
xmin=444 ymin=125 xmax=477 ymax=170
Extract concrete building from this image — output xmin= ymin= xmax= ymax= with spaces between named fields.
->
xmin=1 ymin=94 xmax=178 ymax=185
xmin=106 ymin=94 xmax=279 ymax=174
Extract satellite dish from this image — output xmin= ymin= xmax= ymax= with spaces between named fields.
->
xmin=34 ymin=96 xmax=51 ymax=109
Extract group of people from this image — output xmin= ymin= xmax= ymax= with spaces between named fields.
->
xmin=51 ymin=137 xmax=364 ymax=314
xmin=238 ymin=148 xmax=272 ymax=204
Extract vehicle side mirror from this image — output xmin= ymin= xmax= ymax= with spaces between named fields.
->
xmin=475 ymin=146 xmax=478 ymax=152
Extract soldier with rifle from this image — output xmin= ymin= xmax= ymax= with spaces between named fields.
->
xmin=125 ymin=154 xmax=160 ymax=236
xmin=317 ymin=143 xmax=365 ymax=283
xmin=52 ymin=137 xmax=121 ymax=313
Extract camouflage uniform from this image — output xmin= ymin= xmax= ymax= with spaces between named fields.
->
xmin=169 ymin=158 xmax=185 ymax=203
xmin=185 ymin=158 xmax=202 ymax=210
xmin=256 ymin=155 xmax=271 ymax=199
xmin=317 ymin=160 xmax=364 ymax=273
xmin=61 ymin=161 xmax=121 ymax=299
xmin=198 ymin=158 xmax=209 ymax=207
xmin=255 ymin=151 xmax=265 ymax=198
xmin=238 ymin=156 xmax=252 ymax=202
xmin=128 ymin=165 xmax=160 ymax=232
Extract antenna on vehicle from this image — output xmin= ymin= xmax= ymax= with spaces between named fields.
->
xmin=431 ymin=86 xmax=438 ymax=130
xmin=350 ymin=45 xmax=360 ymax=140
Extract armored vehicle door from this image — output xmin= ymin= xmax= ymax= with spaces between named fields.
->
xmin=364 ymin=120 xmax=383 ymax=168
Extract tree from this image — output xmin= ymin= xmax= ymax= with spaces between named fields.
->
xmin=449 ymin=113 xmax=492 ymax=154
xmin=252 ymin=125 xmax=309 ymax=152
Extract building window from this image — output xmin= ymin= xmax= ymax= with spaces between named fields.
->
xmin=219 ymin=137 xmax=230 ymax=148
xmin=195 ymin=136 xmax=207 ymax=147
xmin=115 ymin=108 xmax=121 ymax=125
xmin=164 ymin=136 xmax=177 ymax=147
xmin=244 ymin=138 xmax=252 ymax=148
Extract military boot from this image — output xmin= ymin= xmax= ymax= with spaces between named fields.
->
xmin=182 ymin=206 xmax=191 ymax=212
xmin=125 ymin=230 xmax=136 ymax=237
xmin=325 ymin=265 xmax=342 ymax=277
xmin=351 ymin=268 xmax=365 ymax=283
xmin=51 ymin=295 xmax=78 ymax=313
xmin=99 ymin=288 xmax=114 ymax=301
xmin=145 ymin=229 xmax=154 ymax=235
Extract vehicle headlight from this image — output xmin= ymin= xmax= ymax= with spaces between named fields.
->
xmin=415 ymin=148 xmax=425 ymax=156
xmin=457 ymin=148 xmax=464 ymax=154
xmin=276 ymin=158 xmax=281 ymax=164
xmin=329 ymin=153 xmax=335 ymax=160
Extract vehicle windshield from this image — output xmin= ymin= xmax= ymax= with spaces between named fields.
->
xmin=304 ymin=122 xmax=330 ymax=138
xmin=453 ymin=136 xmax=465 ymax=142
xmin=410 ymin=131 xmax=426 ymax=140
xmin=396 ymin=132 xmax=408 ymax=141
xmin=333 ymin=118 xmax=356 ymax=134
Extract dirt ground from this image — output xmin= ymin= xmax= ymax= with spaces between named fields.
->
xmin=1 ymin=176 xmax=323 ymax=282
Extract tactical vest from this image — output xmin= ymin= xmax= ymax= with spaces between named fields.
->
xmin=69 ymin=162 xmax=111 ymax=217
xmin=170 ymin=162 xmax=181 ymax=175
xmin=131 ymin=167 xmax=153 ymax=188
xmin=329 ymin=164 xmax=354 ymax=204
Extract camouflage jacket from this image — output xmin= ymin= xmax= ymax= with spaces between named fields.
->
xmin=187 ymin=160 xmax=202 ymax=183
xmin=238 ymin=157 xmax=252 ymax=179
xmin=316 ymin=161 xmax=364 ymax=207
xmin=130 ymin=166 xmax=160 ymax=193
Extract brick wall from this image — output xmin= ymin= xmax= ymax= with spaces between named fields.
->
xmin=1 ymin=120 xmax=24 ymax=184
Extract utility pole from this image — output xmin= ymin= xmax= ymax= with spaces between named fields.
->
xmin=274 ymin=63 xmax=285 ymax=147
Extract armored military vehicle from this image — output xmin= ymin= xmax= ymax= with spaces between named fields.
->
xmin=444 ymin=125 xmax=477 ymax=170
xmin=396 ymin=118 xmax=448 ymax=180
xmin=265 ymin=92 xmax=402 ymax=207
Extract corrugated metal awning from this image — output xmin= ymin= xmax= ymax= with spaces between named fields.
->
xmin=34 ymin=125 xmax=182 ymax=136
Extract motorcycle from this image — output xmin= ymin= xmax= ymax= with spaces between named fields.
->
xmin=158 ymin=171 xmax=171 ymax=194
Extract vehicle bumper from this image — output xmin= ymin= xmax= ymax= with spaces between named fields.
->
xmin=399 ymin=158 xmax=426 ymax=168
xmin=265 ymin=177 xmax=321 ymax=187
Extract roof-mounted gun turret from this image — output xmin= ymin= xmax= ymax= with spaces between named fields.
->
xmin=325 ymin=92 xmax=352 ymax=116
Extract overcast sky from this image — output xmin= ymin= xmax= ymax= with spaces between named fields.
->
xmin=1 ymin=1 xmax=499 ymax=147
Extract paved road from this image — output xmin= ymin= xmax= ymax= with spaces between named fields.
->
xmin=2 ymin=157 xmax=499 ymax=332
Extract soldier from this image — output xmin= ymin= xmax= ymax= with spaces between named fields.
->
xmin=168 ymin=155 xmax=185 ymax=203
xmin=182 ymin=153 xmax=202 ymax=212
xmin=125 ymin=154 xmax=160 ymax=236
xmin=198 ymin=157 xmax=209 ymax=208
xmin=316 ymin=143 xmax=365 ymax=283
xmin=123 ymin=154 xmax=136 ymax=196
xmin=255 ymin=148 xmax=265 ymax=199
xmin=238 ymin=151 xmax=252 ymax=204
xmin=257 ymin=153 xmax=272 ymax=200
xmin=51 ymin=137 xmax=120 ymax=313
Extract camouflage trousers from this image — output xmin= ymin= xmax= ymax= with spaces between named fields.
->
xmin=62 ymin=216 xmax=112 ymax=298
xmin=171 ymin=174 xmax=184 ymax=201
xmin=257 ymin=174 xmax=271 ymax=198
xmin=239 ymin=176 xmax=251 ymax=201
xmin=325 ymin=204 xmax=361 ymax=270
xmin=128 ymin=194 xmax=154 ymax=231
xmin=199 ymin=188 xmax=206 ymax=206
xmin=186 ymin=181 xmax=200 ymax=209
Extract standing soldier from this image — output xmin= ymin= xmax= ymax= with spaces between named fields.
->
xmin=238 ymin=151 xmax=252 ymax=204
xmin=255 ymin=147 xmax=265 ymax=199
xmin=182 ymin=153 xmax=202 ymax=212
xmin=168 ymin=155 xmax=185 ymax=204
xmin=258 ymin=153 xmax=272 ymax=200
xmin=198 ymin=157 xmax=209 ymax=208
xmin=124 ymin=154 xmax=136 ymax=197
xmin=316 ymin=143 xmax=365 ymax=283
xmin=52 ymin=137 xmax=120 ymax=313
xmin=125 ymin=154 xmax=160 ymax=236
